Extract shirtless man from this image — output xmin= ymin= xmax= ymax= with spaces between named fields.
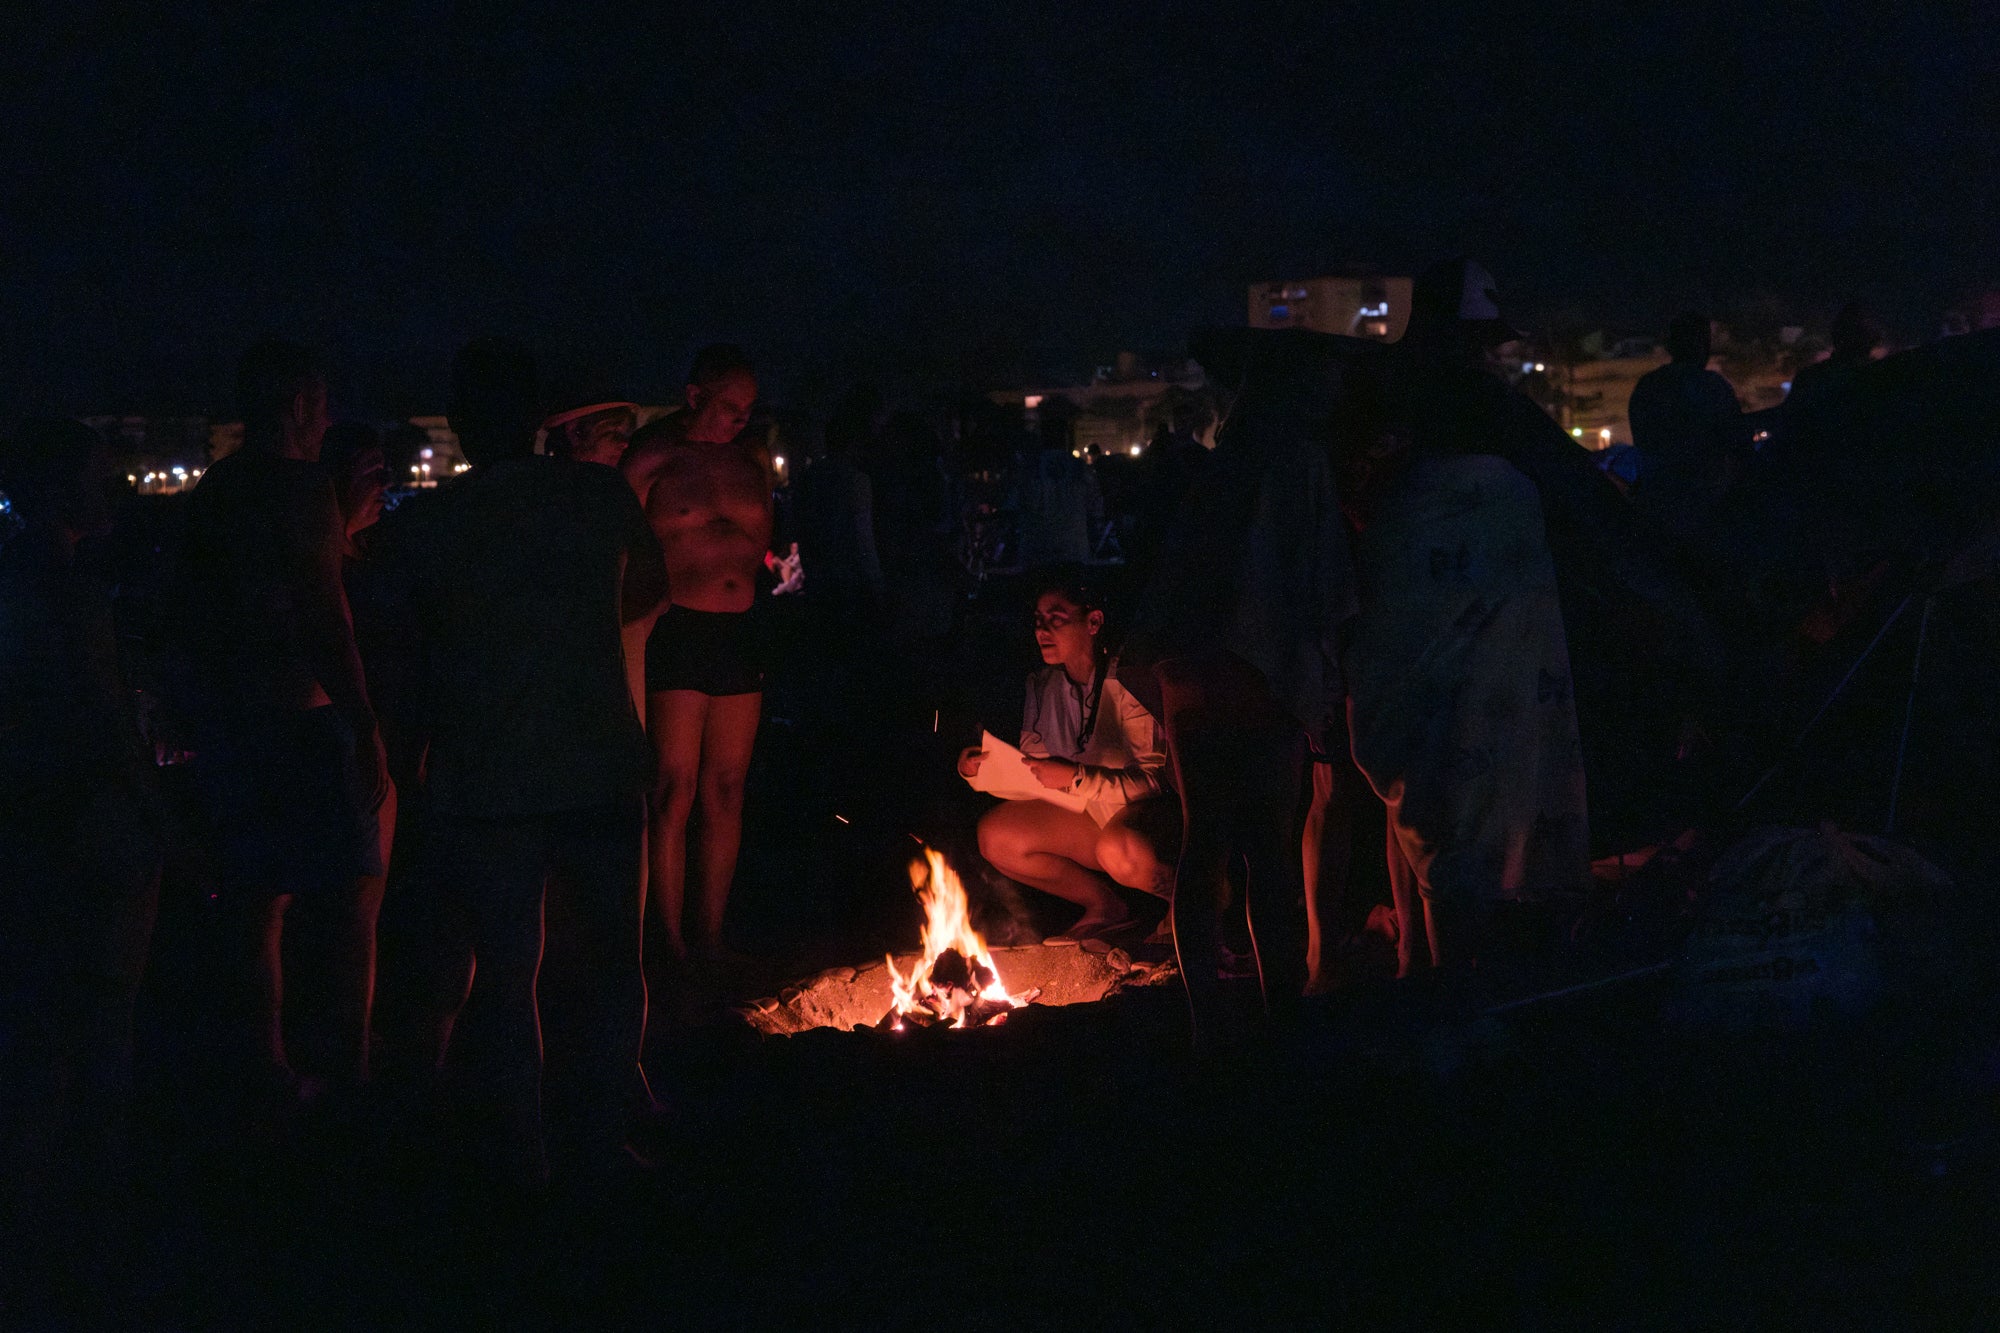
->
xmin=172 ymin=340 xmax=389 ymax=1101
xmin=621 ymin=345 xmax=769 ymax=960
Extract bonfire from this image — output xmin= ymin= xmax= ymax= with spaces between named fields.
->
xmin=881 ymin=847 xmax=1036 ymax=1030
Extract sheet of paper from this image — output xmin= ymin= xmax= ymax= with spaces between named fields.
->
xmin=965 ymin=730 xmax=1090 ymax=814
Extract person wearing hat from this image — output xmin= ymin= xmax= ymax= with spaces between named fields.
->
xmin=541 ymin=371 xmax=638 ymax=470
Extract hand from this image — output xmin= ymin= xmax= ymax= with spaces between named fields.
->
xmin=957 ymin=746 xmax=986 ymax=779
xmin=1025 ymin=757 xmax=1076 ymax=791
xmin=767 ymin=542 xmax=805 ymax=595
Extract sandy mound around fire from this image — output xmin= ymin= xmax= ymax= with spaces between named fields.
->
xmin=739 ymin=941 xmax=1178 ymax=1037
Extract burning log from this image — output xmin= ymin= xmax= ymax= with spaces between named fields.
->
xmin=735 ymin=845 xmax=1179 ymax=1037
xmin=881 ymin=849 xmax=1034 ymax=1031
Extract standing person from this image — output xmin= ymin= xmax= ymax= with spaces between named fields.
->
xmin=1119 ymin=333 xmax=1357 ymax=1050
xmin=401 ymin=338 xmax=667 ymax=1182
xmin=620 ymin=345 xmax=769 ymax=962
xmin=959 ymin=572 xmax=1178 ymax=940
xmin=285 ymin=423 xmax=397 ymax=1083
xmin=1012 ymin=418 xmax=1103 ymax=568
xmin=793 ymin=384 xmax=887 ymax=623
xmin=170 ymin=340 xmax=388 ymax=1107
xmin=1627 ymin=311 xmax=1744 ymax=537
xmin=541 ymin=372 xmax=638 ymax=470
xmin=1335 ymin=387 xmax=1590 ymax=978
xmin=0 ymin=419 xmax=162 ymax=1212
xmin=1786 ymin=302 xmax=1886 ymax=414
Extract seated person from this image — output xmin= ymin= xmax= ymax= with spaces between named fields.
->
xmin=958 ymin=573 xmax=1178 ymax=941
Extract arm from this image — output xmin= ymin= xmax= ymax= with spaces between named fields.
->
xmin=297 ymin=481 xmax=373 ymax=731
xmin=1045 ymin=684 xmax=1166 ymax=807
xmin=622 ymin=518 xmax=669 ymax=625
xmin=295 ymin=481 xmax=383 ymax=790
xmin=620 ymin=437 xmax=663 ymax=505
xmin=852 ymin=471 xmax=886 ymax=601
xmin=1018 ymin=674 xmax=1048 ymax=759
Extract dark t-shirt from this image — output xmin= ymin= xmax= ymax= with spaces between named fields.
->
xmin=174 ymin=450 xmax=343 ymax=725
xmin=1122 ymin=415 xmax=1355 ymax=733
xmin=1628 ymin=362 xmax=1741 ymax=476
xmin=397 ymin=457 xmax=665 ymax=820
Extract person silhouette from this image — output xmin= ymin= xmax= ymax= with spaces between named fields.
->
xmin=398 ymin=337 xmax=667 ymax=1182
xmin=0 ymin=418 xmax=162 ymax=1208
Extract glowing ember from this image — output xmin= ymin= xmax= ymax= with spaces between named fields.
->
xmin=883 ymin=847 xmax=1033 ymax=1030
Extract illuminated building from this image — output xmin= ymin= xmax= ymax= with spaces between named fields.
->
xmin=1249 ymin=272 xmax=1414 ymax=341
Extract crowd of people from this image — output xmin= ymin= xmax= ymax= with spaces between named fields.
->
xmin=4 ymin=257 xmax=1990 ymax=1207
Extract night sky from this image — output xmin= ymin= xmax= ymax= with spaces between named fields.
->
xmin=3 ymin=1 xmax=1995 ymax=416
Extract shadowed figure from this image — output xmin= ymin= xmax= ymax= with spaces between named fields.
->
xmin=1120 ymin=331 xmax=1357 ymax=1049
xmin=1785 ymin=302 xmax=1886 ymax=416
xmin=168 ymin=341 xmax=389 ymax=1112
xmin=1627 ymin=311 xmax=1745 ymax=539
xmin=620 ymin=345 xmax=771 ymax=963
xmin=396 ymin=337 xmax=668 ymax=1182
xmin=1333 ymin=379 xmax=1590 ymax=976
xmin=0 ymin=418 xmax=162 ymax=1242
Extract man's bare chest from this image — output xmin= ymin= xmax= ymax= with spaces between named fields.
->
xmin=654 ymin=447 xmax=766 ymax=519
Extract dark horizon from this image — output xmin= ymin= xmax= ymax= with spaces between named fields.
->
xmin=4 ymin=1 xmax=1995 ymax=418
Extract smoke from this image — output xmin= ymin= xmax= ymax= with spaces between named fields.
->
xmin=974 ymin=863 xmax=1040 ymax=948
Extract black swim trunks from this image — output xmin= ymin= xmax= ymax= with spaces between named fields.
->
xmin=645 ymin=605 xmax=765 ymax=697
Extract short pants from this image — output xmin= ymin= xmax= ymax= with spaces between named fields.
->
xmin=191 ymin=706 xmax=384 ymax=895
xmin=645 ymin=605 xmax=765 ymax=697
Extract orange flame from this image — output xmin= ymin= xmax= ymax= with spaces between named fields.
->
xmin=885 ymin=846 xmax=1026 ymax=1029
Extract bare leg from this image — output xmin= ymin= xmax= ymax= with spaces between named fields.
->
xmin=977 ymin=800 xmax=1128 ymax=932
xmin=1157 ymin=659 xmax=1245 ymax=1051
xmin=1386 ymin=822 xmax=1426 ymax=976
xmin=1302 ymin=761 xmax=1334 ymax=991
xmin=623 ymin=612 xmax=659 ymax=940
xmin=1241 ymin=732 xmax=1307 ymax=1013
xmin=646 ymin=689 xmax=710 ymax=959
xmin=318 ymin=871 xmax=387 ymax=1085
xmin=1158 ymin=653 xmax=1309 ymax=1048
xmin=63 ymin=785 xmax=162 ymax=1168
xmin=691 ymin=692 xmax=761 ymax=954
xmin=242 ymin=893 xmax=294 ymax=1076
xmin=1094 ymin=795 xmax=1180 ymax=899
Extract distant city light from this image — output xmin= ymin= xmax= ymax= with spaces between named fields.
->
xmin=1023 ymin=395 xmax=1043 ymax=409
xmin=127 ymin=474 xmax=137 ymax=483
xmin=1129 ymin=444 xmax=1142 ymax=457
xmin=1781 ymin=381 xmax=1792 ymax=392
xmin=1534 ymin=362 xmax=1546 ymax=372
xmin=1522 ymin=361 xmax=1535 ymax=373
xmin=1570 ymin=428 xmax=1584 ymax=439
xmin=419 ymin=447 xmax=434 ymax=460
xmin=172 ymin=466 xmax=187 ymax=477
xmin=1599 ymin=428 xmax=1612 ymax=444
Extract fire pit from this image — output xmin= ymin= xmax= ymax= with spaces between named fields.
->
xmin=739 ymin=847 xmax=1177 ymax=1037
